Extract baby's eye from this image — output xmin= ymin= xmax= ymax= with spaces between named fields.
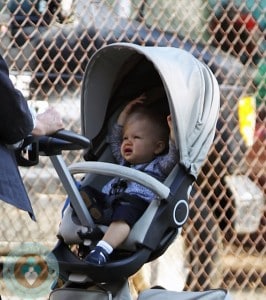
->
xmin=123 ymin=136 xmax=128 ymax=140
xmin=134 ymin=135 xmax=141 ymax=139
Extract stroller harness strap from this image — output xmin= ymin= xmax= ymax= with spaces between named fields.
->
xmin=110 ymin=178 xmax=128 ymax=195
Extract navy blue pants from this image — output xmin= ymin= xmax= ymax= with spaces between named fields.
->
xmin=79 ymin=185 xmax=149 ymax=228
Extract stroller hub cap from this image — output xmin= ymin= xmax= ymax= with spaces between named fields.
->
xmin=173 ymin=199 xmax=189 ymax=226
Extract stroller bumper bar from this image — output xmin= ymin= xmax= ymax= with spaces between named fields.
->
xmin=68 ymin=161 xmax=171 ymax=200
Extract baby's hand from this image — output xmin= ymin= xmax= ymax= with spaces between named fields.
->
xmin=167 ymin=115 xmax=175 ymax=142
xmin=117 ymin=94 xmax=146 ymax=125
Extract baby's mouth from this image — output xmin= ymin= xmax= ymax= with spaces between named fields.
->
xmin=124 ymin=147 xmax=132 ymax=155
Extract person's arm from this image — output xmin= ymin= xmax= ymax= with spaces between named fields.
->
xmin=157 ymin=139 xmax=179 ymax=177
xmin=167 ymin=115 xmax=175 ymax=143
xmin=117 ymin=95 xmax=145 ymax=126
xmin=0 ymin=55 xmax=64 ymax=144
xmin=0 ymin=55 xmax=34 ymax=144
xmin=108 ymin=124 xmax=123 ymax=162
xmin=157 ymin=115 xmax=179 ymax=176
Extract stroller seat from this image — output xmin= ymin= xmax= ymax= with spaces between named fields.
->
xmin=55 ymin=162 xmax=193 ymax=283
xmin=52 ymin=43 xmax=220 ymax=285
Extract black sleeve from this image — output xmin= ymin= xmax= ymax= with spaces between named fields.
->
xmin=0 ymin=55 xmax=33 ymax=144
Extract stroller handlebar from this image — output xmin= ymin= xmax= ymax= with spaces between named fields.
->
xmin=15 ymin=130 xmax=91 ymax=166
xmin=68 ymin=161 xmax=171 ymax=199
xmin=39 ymin=130 xmax=91 ymax=154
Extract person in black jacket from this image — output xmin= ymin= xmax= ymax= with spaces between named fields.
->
xmin=0 ymin=54 xmax=64 ymax=220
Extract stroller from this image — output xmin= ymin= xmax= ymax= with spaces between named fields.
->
xmin=19 ymin=43 xmax=230 ymax=299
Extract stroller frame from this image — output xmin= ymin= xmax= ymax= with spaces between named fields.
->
xmin=25 ymin=130 xmax=230 ymax=300
xmin=17 ymin=43 xmax=228 ymax=299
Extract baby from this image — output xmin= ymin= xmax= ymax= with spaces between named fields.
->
xmin=85 ymin=96 xmax=178 ymax=264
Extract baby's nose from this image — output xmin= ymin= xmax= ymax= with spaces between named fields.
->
xmin=125 ymin=137 xmax=133 ymax=144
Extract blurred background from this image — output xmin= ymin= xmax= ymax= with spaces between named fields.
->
xmin=0 ymin=0 xmax=265 ymax=299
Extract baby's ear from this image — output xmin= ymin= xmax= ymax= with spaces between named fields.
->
xmin=154 ymin=141 xmax=166 ymax=155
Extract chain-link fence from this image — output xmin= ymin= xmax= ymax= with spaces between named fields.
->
xmin=0 ymin=0 xmax=265 ymax=299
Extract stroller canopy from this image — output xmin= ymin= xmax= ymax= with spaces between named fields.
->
xmin=81 ymin=43 xmax=220 ymax=178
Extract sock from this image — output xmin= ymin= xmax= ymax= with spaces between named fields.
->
xmin=97 ymin=240 xmax=113 ymax=255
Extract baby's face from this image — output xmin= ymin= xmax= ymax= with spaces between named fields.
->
xmin=121 ymin=118 xmax=163 ymax=165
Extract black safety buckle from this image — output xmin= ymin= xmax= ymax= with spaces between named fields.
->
xmin=110 ymin=179 xmax=127 ymax=195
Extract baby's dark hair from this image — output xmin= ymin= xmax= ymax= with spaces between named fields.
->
xmin=126 ymin=103 xmax=169 ymax=145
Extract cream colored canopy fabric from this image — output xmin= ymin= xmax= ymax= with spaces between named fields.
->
xmin=81 ymin=43 xmax=220 ymax=178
